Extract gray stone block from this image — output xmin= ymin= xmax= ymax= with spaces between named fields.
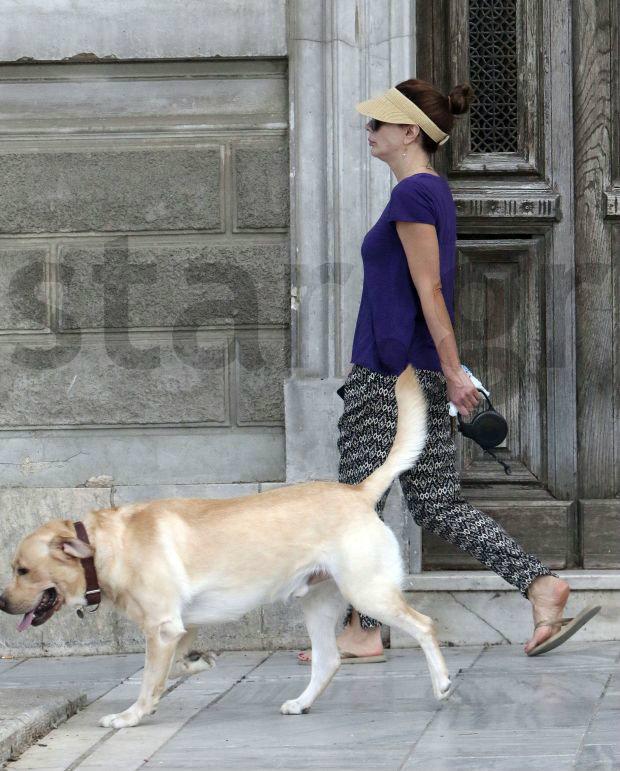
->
xmin=0 ymin=61 xmax=288 ymax=133
xmin=192 ymin=605 xmax=309 ymax=652
xmin=113 ymin=607 xmax=299 ymax=656
xmin=112 ymin=483 xmax=261 ymax=506
xmin=284 ymin=376 xmax=343 ymax=481
xmin=0 ymin=247 xmax=48 ymax=330
xmin=0 ymin=427 xmax=285 ymax=487
xmin=236 ymin=334 xmax=290 ymax=424
xmin=0 ymin=149 xmax=223 ymax=233
xmin=258 ymin=601 xmax=309 ymax=649
xmin=1 ymin=607 xmax=126 ymax=660
xmin=0 ymin=486 xmax=111 ymax=549
xmin=0 ymin=0 xmax=287 ymax=61
xmin=0 ymin=336 xmax=227 ymax=426
xmin=195 ymin=610 xmax=265 ymax=652
xmin=81 ymin=602 xmax=311 ymax=653
xmin=259 ymin=482 xmax=293 ymax=491
xmin=57 ymin=241 xmax=289 ymax=329
xmin=234 ymin=145 xmax=289 ymax=230
xmin=382 ymin=483 xmax=411 ymax=561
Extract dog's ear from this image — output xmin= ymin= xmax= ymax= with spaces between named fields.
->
xmin=50 ymin=536 xmax=94 ymax=560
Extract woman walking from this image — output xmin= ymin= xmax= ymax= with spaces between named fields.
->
xmin=298 ymin=79 xmax=598 ymax=663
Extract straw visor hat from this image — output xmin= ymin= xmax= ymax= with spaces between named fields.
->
xmin=356 ymin=87 xmax=450 ymax=146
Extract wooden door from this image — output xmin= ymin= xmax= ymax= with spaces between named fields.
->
xmin=416 ymin=0 xmax=579 ymax=570
xmin=573 ymin=0 xmax=620 ymax=568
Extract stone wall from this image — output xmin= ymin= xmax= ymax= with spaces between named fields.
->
xmin=0 ymin=58 xmax=289 ymax=486
xmin=0 ymin=1 xmax=292 ymax=654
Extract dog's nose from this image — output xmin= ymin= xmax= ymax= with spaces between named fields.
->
xmin=0 ymin=595 xmax=6 ymax=611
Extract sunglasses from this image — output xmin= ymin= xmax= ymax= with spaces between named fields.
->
xmin=367 ymin=118 xmax=385 ymax=132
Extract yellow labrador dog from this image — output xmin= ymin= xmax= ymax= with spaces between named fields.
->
xmin=0 ymin=365 xmax=451 ymax=728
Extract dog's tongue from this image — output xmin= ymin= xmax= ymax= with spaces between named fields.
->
xmin=18 ymin=610 xmax=35 ymax=632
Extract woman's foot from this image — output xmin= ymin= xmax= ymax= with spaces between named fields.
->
xmin=297 ymin=612 xmax=384 ymax=663
xmin=524 ymin=575 xmax=571 ymax=654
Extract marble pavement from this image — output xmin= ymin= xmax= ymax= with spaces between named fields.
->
xmin=1 ymin=641 xmax=618 ymax=771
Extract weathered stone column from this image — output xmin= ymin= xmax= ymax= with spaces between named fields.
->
xmin=284 ymin=0 xmax=420 ymax=567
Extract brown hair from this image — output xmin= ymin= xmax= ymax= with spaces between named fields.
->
xmin=395 ymin=79 xmax=474 ymax=154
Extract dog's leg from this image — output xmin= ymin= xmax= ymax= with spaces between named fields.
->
xmin=169 ymin=627 xmax=216 ymax=679
xmin=337 ymin=521 xmax=452 ymax=700
xmin=99 ymin=618 xmax=184 ymax=728
xmin=280 ymin=581 xmax=346 ymax=715
xmin=349 ymin=587 xmax=451 ymax=700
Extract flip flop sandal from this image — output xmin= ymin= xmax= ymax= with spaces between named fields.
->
xmin=297 ymin=651 xmax=387 ymax=665
xmin=526 ymin=605 xmax=601 ymax=657
xmin=339 ymin=652 xmax=386 ymax=664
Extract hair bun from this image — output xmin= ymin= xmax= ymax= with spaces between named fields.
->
xmin=448 ymin=84 xmax=474 ymax=115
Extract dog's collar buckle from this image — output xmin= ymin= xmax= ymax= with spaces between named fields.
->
xmin=76 ymin=603 xmax=100 ymax=619
xmin=74 ymin=521 xmax=101 ymax=612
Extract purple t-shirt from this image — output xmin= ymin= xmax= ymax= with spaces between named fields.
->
xmin=350 ymin=173 xmax=456 ymax=375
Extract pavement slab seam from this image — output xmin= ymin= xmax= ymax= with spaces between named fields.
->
xmin=62 ymin=652 xmax=274 ymax=771
xmin=63 ymin=727 xmax=115 ymax=771
xmin=395 ymin=645 xmax=487 ymax=771
xmin=573 ymin=671 xmax=616 ymax=771
xmin=0 ymin=660 xmax=25 ymax=676
xmin=59 ymin=671 xmax=203 ymax=771
xmin=168 ymin=651 xmax=274 ymax=717
xmin=1 ymin=656 xmax=145 ymax=771
xmin=0 ymin=695 xmax=86 ymax=769
xmin=48 ymin=667 xmax=167 ymax=771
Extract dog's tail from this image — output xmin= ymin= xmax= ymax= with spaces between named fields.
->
xmin=355 ymin=364 xmax=428 ymax=504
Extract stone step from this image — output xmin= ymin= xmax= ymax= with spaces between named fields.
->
xmin=391 ymin=569 xmax=620 ymax=648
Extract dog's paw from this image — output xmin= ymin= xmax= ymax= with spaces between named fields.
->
xmin=189 ymin=650 xmax=217 ymax=669
xmin=280 ymin=699 xmax=309 ymax=715
xmin=434 ymin=677 xmax=453 ymax=701
xmin=170 ymin=651 xmax=217 ymax=679
xmin=99 ymin=707 xmax=143 ymax=729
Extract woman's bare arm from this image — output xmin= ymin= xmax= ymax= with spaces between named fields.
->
xmin=395 ymin=220 xmax=480 ymax=414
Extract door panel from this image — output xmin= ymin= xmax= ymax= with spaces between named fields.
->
xmin=417 ymin=0 xmax=577 ymax=569
xmin=455 ymin=237 xmax=546 ymax=484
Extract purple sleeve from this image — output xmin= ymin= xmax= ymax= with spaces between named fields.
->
xmin=387 ymin=181 xmax=436 ymax=226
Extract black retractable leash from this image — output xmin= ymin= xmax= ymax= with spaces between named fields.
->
xmin=337 ymin=375 xmax=511 ymax=475
xmin=455 ymin=389 xmax=511 ymax=475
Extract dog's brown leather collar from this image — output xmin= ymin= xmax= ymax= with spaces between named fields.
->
xmin=74 ymin=521 xmax=101 ymax=609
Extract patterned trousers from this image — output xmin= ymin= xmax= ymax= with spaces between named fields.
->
xmin=338 ymin=364 xmax=557 ymax=630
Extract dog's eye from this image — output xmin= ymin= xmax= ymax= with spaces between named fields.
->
xmin=17 ymin=567 xmax=29 ymax=576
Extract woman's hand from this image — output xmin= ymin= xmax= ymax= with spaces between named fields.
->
xmin=446 ymin=370 xmax=482 ymax=417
